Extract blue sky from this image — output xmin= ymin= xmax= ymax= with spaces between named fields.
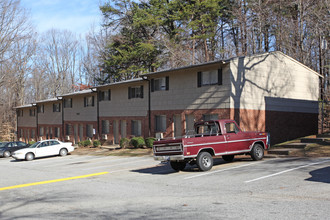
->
xmin=20 ymin=0 xmax=102 ymax=36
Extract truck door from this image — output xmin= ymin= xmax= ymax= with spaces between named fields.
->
xmin=224 ymin=122 xmax=249 ymax=152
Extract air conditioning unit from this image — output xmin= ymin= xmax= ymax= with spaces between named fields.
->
xmin=102 ymin=134 xmax=108 ymax=140
xmin=65 ymin=135 xmax=70 ymax=141
xmin=155 ymin=132 xmax=163 ymax=140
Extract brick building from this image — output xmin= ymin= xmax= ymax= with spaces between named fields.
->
xmin=16 ymin=51 xmax=321 ymax=144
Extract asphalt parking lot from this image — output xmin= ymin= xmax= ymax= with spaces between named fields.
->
xmin=0 ymin=154 xmax=329 ymax=220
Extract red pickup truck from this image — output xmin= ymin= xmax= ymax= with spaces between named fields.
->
xmin=153 ymin=119 xmax=270 ymax=171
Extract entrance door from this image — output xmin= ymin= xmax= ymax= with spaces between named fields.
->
xmin=113 ymin=120 xmax=119 ymax=144
xmin=79 ymin=125 xmax=84 ymax=141
xmin=74 ymin=124 xmax=78 ymax=144
xmin=173 ymin=115 xmax=182 ymax=137
xmin=121 ymin=120 xmax=127 ymax=139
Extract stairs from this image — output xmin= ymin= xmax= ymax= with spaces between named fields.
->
xmin=267 ymin=134 xmax=330 ymax=157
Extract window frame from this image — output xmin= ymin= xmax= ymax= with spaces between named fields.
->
xmin=197 ymin=68 xmax=222 ymax=87
xmin=84 ymin=96 xmax=95 ymax=107
xmin=155 ymin=115 xmax=167 ymax=132
xmin=53 ymin=103 xmax=61 ymax=112
xmin=64 ymin=98 xmax=72 ymax=108
xmin=128 ymin=86 xmax=144 ymax=99
xmin=99 ymin=89 xmax=111 ymax=101
xmin=151 ymin=76 xmax=169 ymax=92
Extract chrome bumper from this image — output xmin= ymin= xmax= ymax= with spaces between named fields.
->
xmin=154 ymin=155 xmax=185 ymax=162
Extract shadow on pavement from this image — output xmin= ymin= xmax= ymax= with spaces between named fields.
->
xmin=305 ymin=166 xmax=330 ymax=184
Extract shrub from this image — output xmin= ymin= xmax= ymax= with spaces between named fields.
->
xmin=129 ymin=137 xmax=145 ymax=148
xmin=93 ymin=140 xmax=101 ymax=147
xmin=120 ymin=138 xmax=130 ymax=149
xmin=145 ymin=137 xmax=156 ymax=148
xmin=28 ymin=141 xmax=36 ymax=145
xmin=81 ymin=140 xmax=92 ymax=147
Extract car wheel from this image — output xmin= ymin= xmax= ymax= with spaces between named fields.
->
xmin=3 ymin=151 xmax=11 ymax=158
xmin=222 ymin=155 xmax=234 ymax=162
xmin=251 ymin=144 xmax=264 ymax=161
xmin=25 ymin=153 xmax=34 ymax=161
xmin=59 ymin=148 xmax=68 ymax=156
xmin=196 ymin=151 xmax=213 ymax=171
xmin=170 ymin=161 xmax=186 ymax=171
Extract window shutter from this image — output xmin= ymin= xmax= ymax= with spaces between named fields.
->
xmin=59 ymin=103 xmax=61 ymax=112
xmin=140 ymin=85 xmax=144 ymax=98
xmin=151 ymin=79 xmax=154 ymax=92
xmin=108 ymin=89 xmax=111 ymax=100
xmin=98 ymin=91 xmax=102 ymax=101
xmin=166 ymin=76 xmax=169 ymax=90
xmin=84 ymin=97 xmax=87 ymax=107
xmin=92 ymin=96 xmax=95 ymax=106
xmin=197 ymin=72 xmax=202 ymax=87
xmin=218 ymin=68 xmax=223 ymax=85
xmin=128 ymin=87 xmax=131 ymax=99
xmin=53 ymin=104 xmax=55 ymax=112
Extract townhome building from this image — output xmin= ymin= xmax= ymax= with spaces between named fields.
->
xmin=15 ymin=51 xmax=321 ymax=145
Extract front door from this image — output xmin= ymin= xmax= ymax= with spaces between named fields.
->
xmin=113 ymin=120 xmax=119 ymax=144
xmin=174 ymin=114 xmax=182 ymax=137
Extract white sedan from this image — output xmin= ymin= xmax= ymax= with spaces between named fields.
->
xmin=12 ymin=139 xmax=74 ymax=161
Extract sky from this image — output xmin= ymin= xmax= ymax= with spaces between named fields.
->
xmin=20 ymin=0 xmax=102 ymax=36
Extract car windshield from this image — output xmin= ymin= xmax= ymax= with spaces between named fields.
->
xmin=28 ymin=142 xmax=40 ymax=148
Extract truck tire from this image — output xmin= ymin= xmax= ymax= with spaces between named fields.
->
xmin=222 ymin=155 xmax=234 ymax=162
xmin=197 ymin=152 xmax=213 ymax=171
xmin=250 ymin=144 xmax=264 ymax=161
xmin=170 ymin=161 xmax=186 ymax=171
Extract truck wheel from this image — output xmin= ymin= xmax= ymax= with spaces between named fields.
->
xmin=251 ymin=144 xmax=264 ymax=161
xmin=170 ymin=161 xmax=186 ymax=171
xmin=222 ymin=155 xmax=234 ymax=162
xmin=197 ymin=152 xmax=213 ymax=171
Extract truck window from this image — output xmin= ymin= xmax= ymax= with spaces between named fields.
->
xmin=196 ymin=122 xmax=220 ymax=136
xmin=225 ymin=122 xmax=239 ymax=133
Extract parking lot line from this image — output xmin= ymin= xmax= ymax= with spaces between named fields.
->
xmin=0 ymin=172 xmax=109 ymax=191
xmin=245 ymin=159 xmax=330 ymax=183
xmin=183 ymin=162 xmax=260 ymax=180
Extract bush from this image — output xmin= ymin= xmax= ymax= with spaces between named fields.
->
xmin=129 ymin=137 xmax=145 ymax=148
xmin=145 ymin=137 xmax=156 ymax=148
xmin=81 ymin=140 xmax=92 ymax=147
xmin=120 ymin=138 xmax=130 ymax=149
xmin=93 ymin=140 xmax=101 ymax=147
xmin=28 ymin=141 xmax=36 ymax=145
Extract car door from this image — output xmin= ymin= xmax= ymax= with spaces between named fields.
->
xmin=35 ymin=141 xmax=53 ymax=157
xmin=224 ymin=122 xmax=249 ymax=152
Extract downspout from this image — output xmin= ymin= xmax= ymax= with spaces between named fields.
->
xmin=91 ymin=88 xmax=99 ymax=139
xmin=142 ymin=76 xmax=151 ymax=137
xmin=34 ymin=104 xmax=38 ymax=141
xmin=57 ymin=97 xmax=64 ymax=141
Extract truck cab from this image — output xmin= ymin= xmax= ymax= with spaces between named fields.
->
xmin=153 ymin=119 xmax=270 ymax=171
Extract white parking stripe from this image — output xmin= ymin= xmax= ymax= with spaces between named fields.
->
xmin=245 ymin=159 xmax=330 ymax=183
xmin=183 ymin=161 xmax=262 ymax=180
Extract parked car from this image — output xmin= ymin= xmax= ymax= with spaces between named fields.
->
xmin=0 ymin=141 xmax=29 ymax=158
xmin=12 ymin=139 xmax=74 ymax=161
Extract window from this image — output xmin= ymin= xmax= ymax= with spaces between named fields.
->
xmin=39 ymin=127 xmax=44 ymax=136
xmin=17 ymin=109 xmax=23 ymax=117
xmin=196 ymin=121 xmax=220 ymax=136
xmin=131 ymin=120 xmax=141 ymax=136
xmin=102 ymin=120 xmax=110 ymax=134
xmin=151 ymin=76 xmax=169 ymax=92
xmin=29 ymin=109 xmax=35 ymax=116
xmin=64 ymin=98 xmax=72 ymax=108
xmin=84 ymin=96 xmax=94 ymax=107
xmin=86 ymin=124 xmax=94 ymax=138
xmin=31 ymin=129 xmax=35 ymax=139
xmin=155 ymin=115 xmax=166 ymax=132
xmin=54 ymin=127 xmax=60 ymax=138
xmin=197 ymin=69 xmax=222 ymax=87
xmin=66 ymin=124 xmax=72 ymax=135
xmin=225 ymin=122 xmax=240 ymax=134
xmin=128 ymin=86 xmax=143 ymax=99
xmin=203 ymin=114 xmax=218 ymax=121
xmin=99 ymin=89 xmax=111 ymax=101
xmin=37 ymin=105 xmax=44 ymax=113
xmin=49 ymin=140 xmax=60 ymax=145
xmin=53 ymin=103 xmax=61 ymax=112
